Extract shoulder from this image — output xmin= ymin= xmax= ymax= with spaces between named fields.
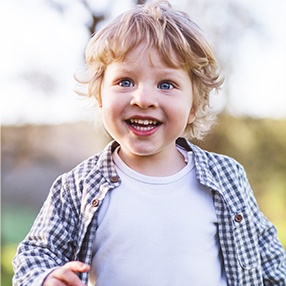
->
xmin=182 ymin=139 xmax=245 ymax=177
xmin=65 ymin=153 xmax=102 ymax=183
xmin=177 ymin=137 xmax=241 ymax=170
xmin=66 ymin=140 xmax=116 ymax=180
xmin=178 ymin=139 xmax=251 ymax=209
xmin=52 ymin=141 xmax=115 ymax=196
xmin=192 ymin=143 xmax=254 ymax=212
xmin=46 ymin=153 xmax=102 ymax=209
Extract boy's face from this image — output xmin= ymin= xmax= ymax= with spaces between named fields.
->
xmin=100 ymin=44 xmax=195 ymax=167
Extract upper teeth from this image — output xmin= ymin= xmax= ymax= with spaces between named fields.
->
xmin=130 ymin=119 xmax=158 ymax=125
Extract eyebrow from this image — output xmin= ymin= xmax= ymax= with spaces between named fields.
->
xmin=156 ymin=69 xmax=188 ymax=82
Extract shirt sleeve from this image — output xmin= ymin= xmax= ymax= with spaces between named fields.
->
xmin=12 ymin=174 xmax=80 ymax=286
xmin=257 ymin=208 xmax=286 ymax=284
xmin=242 ymin=169 xmax=286 ymax=284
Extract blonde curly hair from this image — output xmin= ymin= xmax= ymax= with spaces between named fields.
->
xmin=76 ymin=0 xmax=224 ymax=140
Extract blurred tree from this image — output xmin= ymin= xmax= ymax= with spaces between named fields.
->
xmin=48 ymin=0 xmax=105 ymax=35
xmin=136 ymin=0 xmax=147 ymax=4
xmin=48 ymin=0 xmax=147 ymax=37
xmin=81 ymin=0 xmax=105 ymax=35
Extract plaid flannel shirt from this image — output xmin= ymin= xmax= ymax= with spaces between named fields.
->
xmin=13 ymin=138 xmax=286 ymax=285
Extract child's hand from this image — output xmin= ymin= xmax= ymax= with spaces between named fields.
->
xmin=42 ymin=261 xmax=90 ymax=286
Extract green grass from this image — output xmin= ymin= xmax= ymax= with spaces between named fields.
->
xmin=1 ymin=204 xmax=38 ymax=285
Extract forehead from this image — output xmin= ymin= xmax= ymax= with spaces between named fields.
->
xmin=118 ymin=43 xmax=184 ymax=70
xmin=124 ymin=45 xmax=163 ymax=66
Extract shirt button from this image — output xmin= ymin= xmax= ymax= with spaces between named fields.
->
xmin=234 ymin=214 xmax=243 ymax=223
xmin=110 ymin=176 xmax=119 ymax=183
xmin=91 ymin=199 xmax=99 ymax=207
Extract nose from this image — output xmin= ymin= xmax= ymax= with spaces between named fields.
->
xmin=130 ymin=86 xmax=158 ymax=109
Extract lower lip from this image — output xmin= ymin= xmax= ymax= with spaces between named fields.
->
xmin=127 ymin=123 xmax=160 ymax=137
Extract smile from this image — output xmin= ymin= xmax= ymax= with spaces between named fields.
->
xmin=127 ymin=118 xmax=161 ymax=133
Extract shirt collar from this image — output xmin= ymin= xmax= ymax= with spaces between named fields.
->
xmin=89 ymin=138 xmax=246 ymax=213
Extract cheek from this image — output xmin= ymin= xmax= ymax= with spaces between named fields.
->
xmin=101 ymin=103 xmax=114 ymax=125
xmin=101 ymin=95 xmax=124 ymax=125
xmin=101 ymin=106 xmax=117 ymax=136
xmin=100 ymin=88 xmax=113 ymax=112
xmin=167 ymin=102 xmax=192 ymax=126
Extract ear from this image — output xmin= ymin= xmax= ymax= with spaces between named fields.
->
xmin=187 ymin=108 xmax=196 ymax=124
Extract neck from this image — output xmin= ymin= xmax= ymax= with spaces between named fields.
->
xmin=117 ymin=147 xmax=186 ymax=177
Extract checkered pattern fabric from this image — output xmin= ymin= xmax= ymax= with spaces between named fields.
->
xmin=13 ymin=138 xmax=286 ymax=285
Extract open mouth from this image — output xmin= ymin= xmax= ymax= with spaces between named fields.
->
xmin=127 ymin=118 xmax=161 ymax=131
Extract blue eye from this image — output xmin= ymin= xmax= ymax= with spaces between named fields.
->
xmin=119 ymin=79 xmax=133 ymax=87
xmin=158 ymin=81 xmax=174 ymax=90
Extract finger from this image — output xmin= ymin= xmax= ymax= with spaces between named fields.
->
xmin=44 ymin=276 xmax=72 ymax=286
xmin=57 ymin=269 xmax=84 ymax=286
xmin=43 ymin=262 xmax=89 ymax=286
xmin=62 ymin=261 xmax=90 ymax=274
xmin=46 ymin=268 xmax=84 ymax=286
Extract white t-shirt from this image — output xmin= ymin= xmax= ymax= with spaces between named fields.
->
xmin=89 ymin=146 xmax=227 ymax=286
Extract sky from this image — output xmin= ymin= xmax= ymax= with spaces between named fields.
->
xmin=1 ymin=0 xmax=285 ymax=125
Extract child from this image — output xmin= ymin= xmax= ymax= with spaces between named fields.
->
xmin=13 ymin=1 xmax=286 ymax=285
